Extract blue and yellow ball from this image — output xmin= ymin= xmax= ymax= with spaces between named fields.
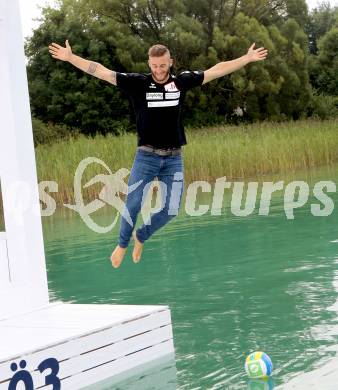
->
xmin=245 ymin=351 xmax=273 ymax=379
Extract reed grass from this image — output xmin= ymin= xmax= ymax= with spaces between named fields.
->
xmin=33 ymin=118 xmax=338 ymax=204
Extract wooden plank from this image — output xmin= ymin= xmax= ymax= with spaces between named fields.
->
xmin=60 ymin=325 xmax=173 ymax=378
xmin=60 ymin=339 xmax=175 ymax=390
xmin=33 ymin=325 xmax=173 ymax=388
xmin=0 ymin=309 xmax=172 ymax=379
xmin=0 ymin=306 xmax=171 ymax=362
xmin=0 ymin=335 xmax=174 ymax=389
xmin=0 ymin=303 xmax=169 ymax=330
xmin=82 ymin=353 xmax=177 ymax=390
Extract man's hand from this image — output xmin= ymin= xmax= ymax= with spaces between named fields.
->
xmin=48 ymin=40 xmax=116 ymax=85
xmin=49 ymin=40 xmax=72 ymax=62
xmin=202 ymin=42 xmax=268 ymax=84
xmin=246 ymin=43 xmax=268 ymax=63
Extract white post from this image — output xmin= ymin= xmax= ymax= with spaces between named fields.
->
xmin=0 ymin=0 xmax=49 ymax=319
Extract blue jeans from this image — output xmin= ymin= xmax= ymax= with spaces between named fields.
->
xmin=118 ymin=149 xmax=184 ymax=248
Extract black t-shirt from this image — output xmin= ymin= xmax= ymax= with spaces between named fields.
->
xmin=116 ymin=71 xmax=204 ymax=148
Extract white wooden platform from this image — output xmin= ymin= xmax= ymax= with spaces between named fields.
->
xmin=275 ymin=357 xmax=338 ymax=390
xmin=0 ymin=302 xmax=175 ymax=389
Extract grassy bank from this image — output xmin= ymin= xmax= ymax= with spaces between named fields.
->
xmin=35 ymin=118 xmax=338 ymax=204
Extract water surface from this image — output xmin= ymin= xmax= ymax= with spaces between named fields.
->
xmin=42 ymin=164 xmax=338 ymax=389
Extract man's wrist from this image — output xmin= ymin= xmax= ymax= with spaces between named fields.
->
xmin=242 ymin=54 xmax=251 ymax=65
xmin=68 ymin=53 xmax=74 ymax=63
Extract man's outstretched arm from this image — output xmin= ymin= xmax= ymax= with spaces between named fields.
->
xmin=48 ymin=40 xmax=116 ymax=85
xmin=202 ymin=43 xmax=268 ymax=85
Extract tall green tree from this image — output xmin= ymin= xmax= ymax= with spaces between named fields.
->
xmin=306 ymin=2 xmax=338 ymax=54
xmin=309 ymin=26 xmax=338 ymax=96
xmin=25 ymin=2 xmax=131 ymax=135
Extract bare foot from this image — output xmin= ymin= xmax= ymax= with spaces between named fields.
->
xmin=132 ymin=231 xmax=143 ymax=263
xmin=110 ymin=245 xmax=127 ymax=268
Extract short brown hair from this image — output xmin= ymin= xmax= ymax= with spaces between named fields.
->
xmin=148 ymin=44 xmax=170 ymax=57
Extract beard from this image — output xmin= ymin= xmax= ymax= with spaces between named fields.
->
xmin=151 ymin=70 xmax=170 ymax=84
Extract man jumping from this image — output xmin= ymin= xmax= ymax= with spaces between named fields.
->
xmin=49 ymin=40 xmax=268 ymax=268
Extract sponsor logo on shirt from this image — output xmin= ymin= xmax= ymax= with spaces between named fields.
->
xmin=165 ymin=92 xmax=180 ymax=100
xmin=164 ymin=81 xmax=179 ymax=92
xmin=148 ymin=100 xmax=179 ymax=108
xmin=149 ymin=83 xmax=156 ymax=89
xmin=146 ymin=92 xmax=163 ymax=100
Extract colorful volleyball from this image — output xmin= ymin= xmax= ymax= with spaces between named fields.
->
xmin=245 ymin=351 xmax=273 ymax=379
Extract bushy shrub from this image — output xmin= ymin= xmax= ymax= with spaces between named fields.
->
xmin=32 ymin=117 xmax=78 ymax=146
xmin=307 ymin=93 xmax=338 ymax=119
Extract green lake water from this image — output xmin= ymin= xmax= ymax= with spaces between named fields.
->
xmin=41 ymin=164 xmax=338 ymax=389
